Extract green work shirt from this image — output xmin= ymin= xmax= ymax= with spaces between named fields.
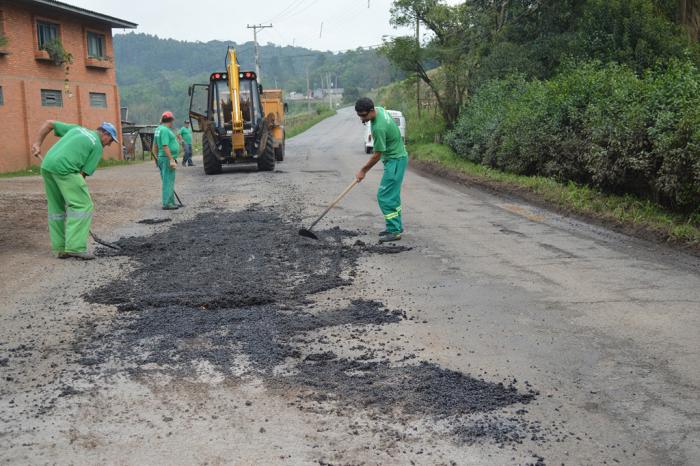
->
xmin=179 ymin=126 xmax=192 ymax=144
xmin=370 ymin=107 xmax=407 ymax=162
xmin=41 ymin=122 xmax=103 ymax=176
xmin=155 ymin=125 xmax=179 ymax=158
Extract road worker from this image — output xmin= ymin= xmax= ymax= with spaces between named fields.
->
xmin=31 ymin=120 xmax=119 ymax=260
xmin=152 ymin=111 xmax=180 ymax=210
xmin=354 ymin=97 xmax=408 ymax=242
xmin=179 ymin=120 xmax=194 ymax=167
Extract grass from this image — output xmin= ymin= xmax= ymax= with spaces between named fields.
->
xmin=410 ymin=142 xmax=700 ymax=246
xmin=286 ymin=108 xmax=337 ymax=139
xmin=0 ymin=158 xmax=148 ymax=179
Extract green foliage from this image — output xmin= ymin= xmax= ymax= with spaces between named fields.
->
xmin=382 ymin=0 xmax=474 ymax=127
xmin=446 ymin=60 xmax=700 ymax=212
xmin=114 ymin=33 xmax=402 ymax=125
xmin=343 ymin=86 xmax=360 ymax=104
xmin=41 ymin=38 xmax=73 ymax=66
xmin=375 ymin=78 xmax=444 ymax=144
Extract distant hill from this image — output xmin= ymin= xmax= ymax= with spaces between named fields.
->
xmin=114 ymin=32 xmax=403 ymax=124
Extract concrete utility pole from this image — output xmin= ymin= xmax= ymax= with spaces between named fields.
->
xmin=247 ymin=23 xmax=272 ymax=83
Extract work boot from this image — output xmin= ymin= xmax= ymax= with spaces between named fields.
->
xmin=379 ymin=229 xmax=403 ymax=237
xmin=64 ymin=251 xmax=95 ymax=260
xmin=162 ymin=205 xmax=179 ymax=210
xmin=57 ymin=252 xmax=69 ymax=259
xmin=378 ymin=232 xmax=401 ymax=243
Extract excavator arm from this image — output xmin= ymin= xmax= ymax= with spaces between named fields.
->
xmin=226 ymin=47 xmax=244 ymax=133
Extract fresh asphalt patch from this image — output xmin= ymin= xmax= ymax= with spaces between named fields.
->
xmin=15 ymin=207 xmax=550 ymax=453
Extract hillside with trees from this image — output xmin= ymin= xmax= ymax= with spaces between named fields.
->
xmin=114 ymin=33 xmax=403 ymax=124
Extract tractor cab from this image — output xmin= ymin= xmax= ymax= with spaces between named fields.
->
xmin=209 ymin=71 xmax=262 ymax=136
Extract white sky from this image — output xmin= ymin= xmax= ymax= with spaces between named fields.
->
xmin=68 ymin=0 xmax=460 ymax=52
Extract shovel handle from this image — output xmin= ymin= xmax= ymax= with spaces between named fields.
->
xmin=308 ymin=179 xmax=359 ymax=230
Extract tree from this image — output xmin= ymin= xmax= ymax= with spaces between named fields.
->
xmin=382 ymin=0 xmax=475 ymax=127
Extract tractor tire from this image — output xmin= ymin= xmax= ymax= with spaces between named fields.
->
xmin=202 ymin=136 xmax=222 ymax=175
xmin=274 ymin=138 xmax=285 ymax=162
xmin=257 ymin=134 xmax=276 ymax=171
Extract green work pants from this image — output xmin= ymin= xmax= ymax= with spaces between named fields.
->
xmin=41 ymin=168 xmax=93 ymax=254
xmin=158 ymin=157 xmax=177 ymax=207
xmin=377 ymin=157 xmax=407 ymax=233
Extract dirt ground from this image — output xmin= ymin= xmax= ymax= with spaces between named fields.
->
xmin=1 ymin=109 xmax=699 ymax=465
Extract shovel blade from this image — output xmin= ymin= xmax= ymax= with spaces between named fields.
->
xmin=90 ymin=231 xmax=121 ymax=250
xmin=298 ymin=228 xmax=319 ymax=240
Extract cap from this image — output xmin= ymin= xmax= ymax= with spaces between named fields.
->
xmin=184 ymin=120 xmax=190 ymax=124
xmin=99 ymin=122 xmax=119 ymax=144
xmin=161 ymin=111 xmax=174 ymax=120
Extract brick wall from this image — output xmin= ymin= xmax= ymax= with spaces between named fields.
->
xmin=0 ymin=1 xmax=125 ymax=173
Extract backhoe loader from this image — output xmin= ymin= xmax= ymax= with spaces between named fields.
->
xmin=188 ymin=47 xmax=285 ymax=174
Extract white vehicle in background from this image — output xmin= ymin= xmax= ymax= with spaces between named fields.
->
xmin=364 ymin=110 xmax=406 ymax=154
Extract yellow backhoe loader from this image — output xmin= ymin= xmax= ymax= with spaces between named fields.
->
xmin=188 ymin=47 xmax=286 ymax=174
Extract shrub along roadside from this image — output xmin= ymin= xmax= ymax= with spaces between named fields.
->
xmin=410 ymin=143 xmax=700 ymax=250
xmin=445 ymin=60 xmax=700 ymax=214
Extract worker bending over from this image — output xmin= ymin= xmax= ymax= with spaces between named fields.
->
xmin=354 ymin=97 xmax=408 ymax=242
xmin=31 ymin=120 xmax=119 ymax=260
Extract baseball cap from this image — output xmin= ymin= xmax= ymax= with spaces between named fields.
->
xmin=161 ymin=111 xmax=174 ymax=120
xmin=99 ymin=122 xmax=119 ymax=143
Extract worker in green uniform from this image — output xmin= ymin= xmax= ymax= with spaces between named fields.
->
xmin=178 ymin=120 xmax=194 ymax=167
xmin=354 ymin=97 xmax=408 ymax=243
xmin=31 ymin=120 xmax=119 ymax=260
xmin=153 ymin=111 xmax=180 ymax=210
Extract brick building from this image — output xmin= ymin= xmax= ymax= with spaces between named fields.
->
xmin=0 ymin=0 xmax=136 ymax=173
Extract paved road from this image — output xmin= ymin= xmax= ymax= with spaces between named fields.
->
xmin=1 ymin=108 xmax=699 ymax=465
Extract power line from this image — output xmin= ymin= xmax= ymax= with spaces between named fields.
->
xmin=264 ymin=0 xmax=307 ymax=23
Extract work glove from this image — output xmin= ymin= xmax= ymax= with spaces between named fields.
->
xmin=169 ymin=160 xmax=177 ymax=170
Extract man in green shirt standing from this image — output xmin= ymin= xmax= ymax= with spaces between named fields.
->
xmin=31 ymin=120 xmax=119 ymax=259
xmin=178 ymin=120 xmax=194 ymax=167
xmin=153 ymin=111 xmax=180 ymax=209
xmin=355 ymin=97 xmax=408 ymax=242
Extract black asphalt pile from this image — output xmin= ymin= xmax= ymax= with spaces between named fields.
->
xmin=78 ymin=207 xmax=540 ymax=447
xmin=136 ymin=218 xmax=172 ymax=225
xmin=89 ymin=208 xmax=358 ymax=310
xmin=285 ymin=359 xmax=535 ymax=418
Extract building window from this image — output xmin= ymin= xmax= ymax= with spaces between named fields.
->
xmin=0 ymin=86 xmax=4 ymax=106
xmin=41 ymin=89 xmax=62 ymax=107
xmin=87 ymin=31 xmax=105 ymax=58
xmin=89 ymin=92 xmax=107 ymax=108
xmin=37 ymin=21 xmax=59 ymax=49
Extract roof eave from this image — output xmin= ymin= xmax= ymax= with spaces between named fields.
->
xmin=23 ymin=0 xmax=137 ymax=29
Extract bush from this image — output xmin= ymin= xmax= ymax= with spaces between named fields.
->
xmin=447 ymin=60 xmax=700 ymax=213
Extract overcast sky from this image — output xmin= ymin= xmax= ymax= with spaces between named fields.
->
xmin=69 ymin=0 xmax=460 ymax=52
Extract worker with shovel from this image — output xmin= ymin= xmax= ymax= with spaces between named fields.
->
xmin=153 ymin=111 xmax=180 ymax=210
xmin=31 ymin=120 xmax=119 ymax=260
xmin=355 ymin=97 xmax=408 ymax=243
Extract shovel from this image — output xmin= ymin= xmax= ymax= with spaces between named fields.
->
xmin=299 ymin=179 xmax=359 ymax=240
